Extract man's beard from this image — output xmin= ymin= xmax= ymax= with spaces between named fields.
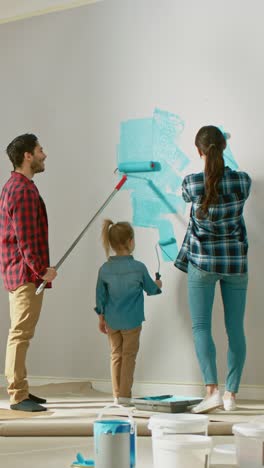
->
xmin=30 ymin=161 xmax=45 ymax=174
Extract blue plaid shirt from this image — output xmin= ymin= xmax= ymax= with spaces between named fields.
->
xmin=175 ymin=166 xmax=251 ymax=274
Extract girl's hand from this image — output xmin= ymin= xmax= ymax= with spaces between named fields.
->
xmin=98 ymin=315 xmax=108 ymax=334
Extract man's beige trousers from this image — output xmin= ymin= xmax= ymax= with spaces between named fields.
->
xmin=5 ymin=283 xmax=44 ymax=404
xmin=107 ymin=325 xmax=142 ymax=398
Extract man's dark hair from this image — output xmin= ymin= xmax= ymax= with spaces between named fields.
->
xmin=6 ymin=133 xmax=38 ymax=169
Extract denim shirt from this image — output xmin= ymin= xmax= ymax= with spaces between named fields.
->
xmin=95 ymin=255 xmax=161 ymax=330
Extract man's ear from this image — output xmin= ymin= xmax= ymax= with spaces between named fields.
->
xmin=24 ymin=151 xmax=32 ymax=162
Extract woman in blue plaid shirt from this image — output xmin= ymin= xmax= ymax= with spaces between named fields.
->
xmin=175 ymin=125 xmax=251 ymax=413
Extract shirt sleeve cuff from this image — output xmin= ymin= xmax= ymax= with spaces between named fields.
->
xmin=147 ymin=287 xmax=162 ymax=296
xmin=38 ymin=267 xmax=48 ymax=278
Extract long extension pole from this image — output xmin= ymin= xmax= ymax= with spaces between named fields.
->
xmin=35 ymin=175 xmax=127 ymax=295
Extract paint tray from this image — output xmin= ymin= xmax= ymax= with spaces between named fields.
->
xmin=131 ymin=395 xmax=202 ymax=413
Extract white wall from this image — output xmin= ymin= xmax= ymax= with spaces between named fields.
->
xmin=0 ymin=0 xmax=263 ymax=392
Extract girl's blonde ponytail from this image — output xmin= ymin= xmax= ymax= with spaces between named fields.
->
xmin=101 ymin=219 xmax=134 ymax=257
xmin=101 ymin=219 xmax=114 ymax=258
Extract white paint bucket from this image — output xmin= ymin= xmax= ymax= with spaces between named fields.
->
xmin=148 ymin=413 xmax=209 ymax=468
xmin=233 ymin=422 xmax=264 ymax=467
xmin=93 ymin=404 xmax=136 ymax=468
xmin=152 ymin=434 xmax=212 ymax=468
xmin=148 ymin=413 xmax=209 ymax=437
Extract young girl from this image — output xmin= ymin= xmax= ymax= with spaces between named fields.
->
xmin=175 ymin=125 xmax=251 ymax=413
xmin=95 ymin=219 xmax=162 ymax=405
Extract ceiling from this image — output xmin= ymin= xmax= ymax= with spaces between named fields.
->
xmin=0 ymin=0 xmax=101 ymax=24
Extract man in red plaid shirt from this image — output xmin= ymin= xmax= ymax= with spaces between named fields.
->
xmin=0 ymin=134 xmax=57 ymax=412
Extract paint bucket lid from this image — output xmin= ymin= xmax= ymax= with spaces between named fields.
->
xmin=94 ymin=419 xmax=131 ymax=435
xmin=154 ymin=434 xmax=212 ymax=450
xmin=148 ymin=413 xmax=208 ymax=433
xmin=233 ymin=422 xmax=264 ymax=438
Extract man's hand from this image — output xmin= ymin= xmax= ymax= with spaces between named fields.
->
xmin=155 ymin=279 xmax=162 ymax=289
xmin=42 ymin=267 xmax=57 ymax=282
xmin=98 ymin=315 xmax=108 ymax=334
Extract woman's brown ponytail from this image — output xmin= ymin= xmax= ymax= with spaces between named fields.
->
xmin=195 ymin=126 xmax=226 ymax=216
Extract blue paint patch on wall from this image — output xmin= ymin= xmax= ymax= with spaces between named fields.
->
xmin=223 ymin=143 xmax=239 ymax=170
xmin=219 ymin=126 xmax=239 ymax=170
xmin=117 ymin=108 xmax=190 ymax=262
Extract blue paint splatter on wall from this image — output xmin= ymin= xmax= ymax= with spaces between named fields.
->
xmin=220 ymin=127 xmax=239 ymax=170
xmin=117 ymin=108 xmax=189 ymax=262
xmin=117 ymin=109 xmax=238 ymax=264
xmin=224 ymin=145 xmax=238 ymax=170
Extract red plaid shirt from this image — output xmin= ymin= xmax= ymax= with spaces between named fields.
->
xmin=0 ymin=172 xmax=50 ymax=291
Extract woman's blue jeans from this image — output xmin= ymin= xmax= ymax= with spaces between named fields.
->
xmin=188 ymin=262 xmax=248 ymax=393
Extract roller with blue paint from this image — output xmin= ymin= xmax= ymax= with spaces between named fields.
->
xmin=155 ymin=237 xmax=176 ymax=279
xmin=118 ymin=161 xmax=161 ymax=173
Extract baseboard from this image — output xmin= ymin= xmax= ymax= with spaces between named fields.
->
xmin=0 ymin=375 xmax=91 ymax=387
xmin=1 ymin=374 xmax=264 ymax=400
xmin=91 ymin=380 xmax=264 ymax=400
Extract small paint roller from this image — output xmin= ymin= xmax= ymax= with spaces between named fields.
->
xmin=35 ymin=175 xmax=127 ymax=295
xmin=155 ymin=237 xmax=176 ymax=279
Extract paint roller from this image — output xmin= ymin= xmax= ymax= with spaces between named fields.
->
xmin=118 ymin=161 xmax=161 ymax=173
xmin=35 ymin=175 xmax=128 ymax=295
xmin=155 ymin=237 xmax=176 ymax=279
xmin=36 ymin=161 xmax=159 ymax=295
